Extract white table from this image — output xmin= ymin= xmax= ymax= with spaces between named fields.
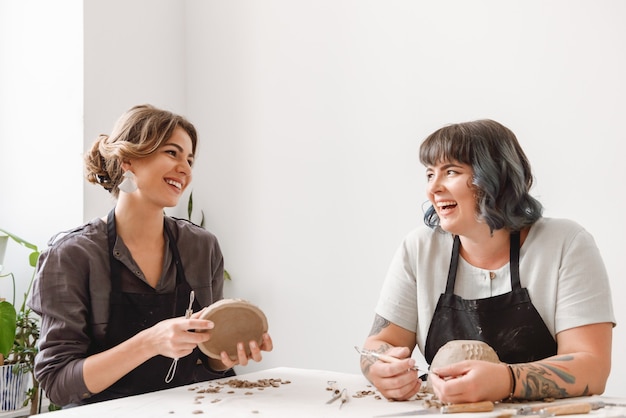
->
xmin=30 ymin=367 xmax=626 ymax=418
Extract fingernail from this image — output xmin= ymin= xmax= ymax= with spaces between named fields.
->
xmin=238 ymin=342 xmax=244 ymax=350
xmin=207 ymin=321 xmax=214 ymax=329
xmin=250 ymin=341 xmax=257 ymax=349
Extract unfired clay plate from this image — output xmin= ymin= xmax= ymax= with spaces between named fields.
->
xmin=197 ymin=298 xmax=268 ymax=360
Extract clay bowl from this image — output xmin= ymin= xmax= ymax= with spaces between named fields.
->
xmin=197 ymin=298 xmax=268 ymax=361
xmin=425 ymin=340 xmax=500 ymax=393
xmin=430 ymin=340 xmax=500 ymax=369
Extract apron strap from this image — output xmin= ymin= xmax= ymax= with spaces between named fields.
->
xmin=444 ymin=231 xmax=521 ymax=294
xmin=444 ymin=235 xmax=461 ymax=295
xmin=106 ymin=208 xmax=122 ymax=292
xmin=510 ymin=231 xmax=521 ymax=290
xmin=163 ymin=220 xmax=186 ymax=286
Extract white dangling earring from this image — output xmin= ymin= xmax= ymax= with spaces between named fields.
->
xmin=118 ymin=170 xmax=137 ymax=193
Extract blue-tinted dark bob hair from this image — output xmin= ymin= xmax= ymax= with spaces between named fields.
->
xmin=419 ymin=119 xmax=542 ymax=233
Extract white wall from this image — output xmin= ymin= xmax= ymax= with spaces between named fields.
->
xmin=0 ymin=1 xmax=83 ymax=307
xmin=74 ymin=0 xmax=624 ymax=398
xmin=182 ymin=0 xmax=626 ymax=396
xmin=83 ymin=0 xmax=189 ymax=222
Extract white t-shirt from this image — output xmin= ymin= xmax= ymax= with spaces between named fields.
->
xmin=375 ymin=217 xmax=616 ymax=356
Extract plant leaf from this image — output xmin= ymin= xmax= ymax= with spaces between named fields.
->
xmin=0 ymin=229 xmax=38 ymax=252
xmin=0 ymin=301 xmax=17 ymax=357
xmin=28 ymin=251 xmax=40 ymax=268
xmin=187 ymin=191 xmax=194 ymax=220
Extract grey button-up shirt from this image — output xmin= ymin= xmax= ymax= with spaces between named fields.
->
xmin=28 ymin=216 xmax=224 ymax=406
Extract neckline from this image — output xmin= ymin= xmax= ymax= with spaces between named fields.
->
xmin=458 ymin=256 xmax=510 ymax=274
xmin=445 ymin=231 xmax=521 ymax=295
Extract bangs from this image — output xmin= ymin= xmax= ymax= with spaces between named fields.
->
xmin=419 ymin=124 xmax=473 ymax=166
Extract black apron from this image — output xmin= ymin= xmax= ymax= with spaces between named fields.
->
xmin=86 ymin=209 xmax=203 ymax=403
xmin=424 ymin=232 xmax=557 ymax=365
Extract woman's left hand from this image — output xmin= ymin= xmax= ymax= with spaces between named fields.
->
xmin=219 ymin=333 xmax=274 ymax=367
xmin=191 ymin=307 xmax=274 ymax=368
xmin=429 ymin=360 xmax=510 ymax=403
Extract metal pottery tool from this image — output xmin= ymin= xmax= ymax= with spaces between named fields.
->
xmin=354 ymin=346 xmax=422 ymax=372
xmin=326 ymin=381 xmax=349 ymax=408
xmin=165 ymin=290 xmax=195 ymax=383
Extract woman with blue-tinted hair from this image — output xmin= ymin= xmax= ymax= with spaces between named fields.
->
xmin=359 ymin=119 xmax=615 ymax=403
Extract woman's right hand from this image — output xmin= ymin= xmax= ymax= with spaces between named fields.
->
xmin=363 ymin=346 xmax=422 ymax=401
xmin=142 ymin=316 xmax=214 ymax=359
xmin=83 ymin=316 xmax=215 ymax=395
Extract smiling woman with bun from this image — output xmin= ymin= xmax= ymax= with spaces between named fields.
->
xmin=28 ymin=104 xmax=272 ymax=407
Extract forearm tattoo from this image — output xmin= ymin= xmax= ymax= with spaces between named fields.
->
xmin=361 ymin=315 xmax=392 ymax=377
xmin=369 ymin=314 xmax=390 ymax=336
xmin=516 ymin=355 xmax=588 ymax=400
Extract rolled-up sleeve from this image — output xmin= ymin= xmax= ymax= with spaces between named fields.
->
xmin=28 ymin=225 xmax=109 ymax=406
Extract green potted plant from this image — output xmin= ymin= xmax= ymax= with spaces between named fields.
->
xmin=0 ymin=228 xmax=41 ymax=414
